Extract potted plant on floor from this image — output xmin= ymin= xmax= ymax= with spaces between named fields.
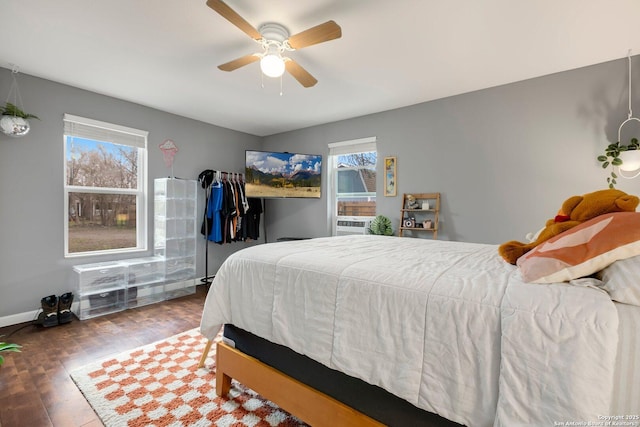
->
xmin=0 ymin=336 xmax=21 ymax=367
xmin=368 ymin=215 xmax=394 ymax=236
xmin=0 ymin=101 xmax=40 ymax=137
xmin=597 ymin=138 xmax=640 ymax=188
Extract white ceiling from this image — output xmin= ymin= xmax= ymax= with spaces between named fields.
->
xmin=2 ymin=0 xmax=640 ymax=137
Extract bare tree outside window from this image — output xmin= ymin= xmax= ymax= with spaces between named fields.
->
xmin=66 ymin=137 xmax=140 ymax=254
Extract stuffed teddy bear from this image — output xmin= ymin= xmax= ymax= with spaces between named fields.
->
xmin=406 ymin=194 xmax=420 ymax=209
xmin=498 ymin=188 xmax=639 ymax=265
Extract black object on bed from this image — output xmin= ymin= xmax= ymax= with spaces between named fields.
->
xmin=223 ymin=324 xmax=463 ymax=427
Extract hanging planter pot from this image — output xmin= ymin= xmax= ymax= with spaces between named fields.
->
xmin=1 ymin=66 xmax=40 ymax=138
xmin=0 ymin=102 xmax=39 ymax=137
xmin=0 ymin=114 xmax=31 ymax=137
xmin=596 ymin=51 xmax=640 ymax=187
xmin=618 ymin=146 xmax=640 ymax=178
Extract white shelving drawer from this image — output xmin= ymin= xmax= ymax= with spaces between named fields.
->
xmin=165 ymin=256 xmax=196 ymax=282
xmin=73 ymin=261 xmax=127 ymax=292
xmin=126 ymin=282 xmax=165 ymax=308
xmin=154 ymin=178 xmax=168 ymax=197
xmin=156 ymin=198 xmax=186 ymax=218
xmin=124 ymin=257 xmax=165 ymax=286
xmin=72 ymin=286 xmax=127 ymax=320
xmin=185 ymin=180 xmax=197 ymax=199
xmin=164 ymin=238 xmax=196 ymax=258
xmin=165 ymin=279 xmax=196 ymax=300
xmin=185 ymin=199 xmax=196 ymax=217
xmin=154 ymin=198 xmax=167 ymax=218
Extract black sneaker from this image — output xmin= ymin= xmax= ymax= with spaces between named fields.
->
xmin=37 ymin=295 xmax=58 ymax=327
xmin=58 ymin=292 xmax=74 ymax=324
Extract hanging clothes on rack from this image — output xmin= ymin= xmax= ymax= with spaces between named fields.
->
xmin=220 ymin=173 xmax=237 ymax=244
xmin=200 ymin=169 xmax=260 ymax=243
xmin=235 ymin=174 xmax=249 ymax=241
xmin=199 ymin=169 xmax=256 ymax=287
xmin=244 ymin=197 xmax=263 ymax=240
xmin=204 ymin=171 xmax=224 ymax=243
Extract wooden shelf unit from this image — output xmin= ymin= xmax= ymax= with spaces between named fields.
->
xmin=399 ymin=193 xmax=440 ymax=239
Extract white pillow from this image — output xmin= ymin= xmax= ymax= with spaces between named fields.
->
xmin=597 ymin=255 xmax=640 ymax=306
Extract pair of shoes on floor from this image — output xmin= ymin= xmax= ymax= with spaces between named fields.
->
xmin=36 ymin=293 xmax=74 ymax=327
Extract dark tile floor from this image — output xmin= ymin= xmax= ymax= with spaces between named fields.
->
xmin=0 ymin=285 xmax=208 ymax=427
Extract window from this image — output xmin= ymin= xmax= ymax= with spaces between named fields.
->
xmin=63 ymin=114 xmax=148 ymax=257
xmin=328 ymin=137 xmax=377 ymax=235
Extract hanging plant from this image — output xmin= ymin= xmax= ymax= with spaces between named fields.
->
xmin=0 ymin=102 xmax=39 ymax=137
xmin=597 ymin=138 xmax=639 ymax=188
xmin=1 ymin=67 xmax=40 ymax=137
xmin=368 ymin=215 xmax=394 ymax=236
xmin=0 ymin=102 xmax=39 ymax=120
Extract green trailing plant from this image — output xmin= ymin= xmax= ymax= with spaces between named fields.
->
xmin=368 ymin=215 xmax=394 ymax=236
xmin=597 ymin=138 xmax=639 ymax=188
xmin=0 ymin=336 xmax=21 ymax=366
xmin=0 ymin=102 xmax=39 ymax=120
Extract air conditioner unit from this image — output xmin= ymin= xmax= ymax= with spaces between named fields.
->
xmin=335 ymin=216 xmax=374 ymax=236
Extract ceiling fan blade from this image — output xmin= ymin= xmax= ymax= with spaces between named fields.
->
xmin=206 ymin=0 xmax=262 ymax=40
xmin=287 ymin=20 xmax=342 ymax=50
xmin=218 ymin=54 xmax=260 ymax=71
xmin=285 ymin=59 xmax=318 ymax=88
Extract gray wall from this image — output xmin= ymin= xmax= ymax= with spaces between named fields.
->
xmin=263 ymin=56 xmax=640 ymax=244
xmin=2 ymin=55 xmax=639 ymax=321
xmin=0 ymin=68 xmax=261 ymax=320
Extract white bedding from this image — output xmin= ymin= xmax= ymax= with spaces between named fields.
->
xmin=200 ymin=235 xmax=624 ymax=426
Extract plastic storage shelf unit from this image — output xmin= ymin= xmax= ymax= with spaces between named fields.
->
xmin=72 ymin=261 xmax=128 ymax=320
xmin=122 ymin=256 xmax=166 ymax=308
xmin=71 ymin=178 xmax=199 ymax=320
xmin=154 ymin=178 xmax=198 ymax=299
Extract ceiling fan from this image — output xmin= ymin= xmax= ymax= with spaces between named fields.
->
xmin=206 ymin=0 xmax=342 ymax=88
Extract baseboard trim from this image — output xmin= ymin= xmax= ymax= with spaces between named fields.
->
xmin=1 ymin=278 xmax=208 ymax=328
xmin=0 ymin=310 xmax=39 ymax=328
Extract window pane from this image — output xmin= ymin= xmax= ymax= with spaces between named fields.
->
xmin=336 ymin=151 xmax=376 ymax=217
xmin=66 ymin=136 xmax=138 ymax=189
xmin=68 ymin=192 xmax=137 ymax=253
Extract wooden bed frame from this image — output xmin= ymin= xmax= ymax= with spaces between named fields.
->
xmin=198 ymin=326 xmax=462 ymax=427
xmin=214 ymin=341 xmax=385 ymax=426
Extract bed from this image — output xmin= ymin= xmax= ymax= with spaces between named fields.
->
xmin=199 ymin=234 xmax=640 ymax=426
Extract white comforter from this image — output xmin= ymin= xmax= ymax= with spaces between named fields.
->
xmin=200 ymin=235 xmax=619 ymax=427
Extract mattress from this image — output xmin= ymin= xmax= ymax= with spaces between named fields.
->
xmin=222 ymin=323 xmax=462 ymax=427
xmin=200 ymin=235 xmax=627 ymax=426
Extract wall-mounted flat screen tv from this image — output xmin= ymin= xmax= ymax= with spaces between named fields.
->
xmin=245 ymin=150 xmax=322 ymax=199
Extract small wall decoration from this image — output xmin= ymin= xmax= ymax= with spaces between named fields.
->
xmin=159 ymin=139 xmax=179 ymax=177
xmin=384 ymin=156 xmax=397 ymax=197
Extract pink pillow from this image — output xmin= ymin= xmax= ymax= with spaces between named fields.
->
xmin=517 ymin=212 xmax=640 ymax=283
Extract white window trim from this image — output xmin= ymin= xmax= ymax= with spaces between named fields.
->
xmin=327 ymin=136 xmax=377 ymax=236
xmin=63 ymin=114 xmax=148 ymax=257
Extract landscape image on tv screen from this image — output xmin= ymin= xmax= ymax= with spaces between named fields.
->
xmin=245 ymin=150 xmax=322 ymax=199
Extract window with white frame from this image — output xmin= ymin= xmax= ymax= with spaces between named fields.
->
xmin=328 ymin=137 xmax=377 ymax=235
xmin=63 ymin=114 xmax=148 ymax=257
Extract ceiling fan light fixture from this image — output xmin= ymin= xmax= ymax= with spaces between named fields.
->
xmin=260 ymin=54 xmax=285 ymax=78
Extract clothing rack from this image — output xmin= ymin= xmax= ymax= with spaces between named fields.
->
xmin=199 ymin=169 xmax=246 ymax=287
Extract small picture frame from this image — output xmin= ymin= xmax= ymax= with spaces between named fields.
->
xmin=384 ymin=156 xmax=397 ymax=197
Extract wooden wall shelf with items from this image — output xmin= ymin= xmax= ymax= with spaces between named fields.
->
xmin=399 ymin=193 xmax=440 ymax=239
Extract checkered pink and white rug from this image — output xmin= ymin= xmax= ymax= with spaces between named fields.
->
xmin=70 ymin=328 xmax=306 ymax=427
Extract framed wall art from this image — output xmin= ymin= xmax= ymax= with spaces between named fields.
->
xmin=384 ymin=156 xmax=397 ymax=197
